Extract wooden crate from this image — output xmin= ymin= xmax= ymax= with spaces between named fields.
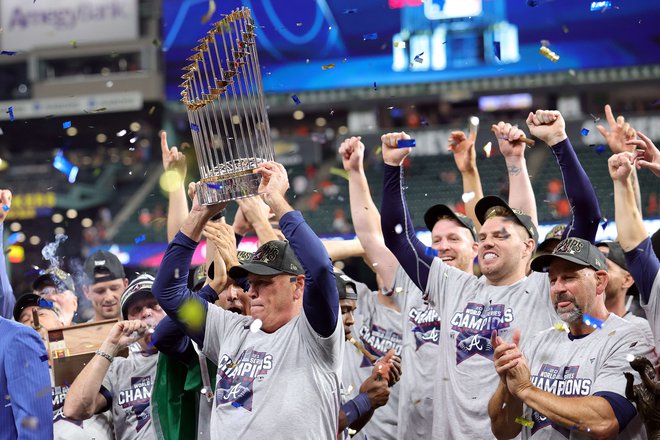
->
xmin=48 ymin=319 xmax=128 ymax=387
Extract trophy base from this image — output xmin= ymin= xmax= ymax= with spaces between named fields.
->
xmin=197 ymin=171 xmax=261 ymax=205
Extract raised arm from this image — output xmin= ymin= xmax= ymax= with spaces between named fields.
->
xmin=236 ymin=196 xmax=279 ymax=244
xmin=597 ymin=105 xmax=644 ymax=210
xmin=321 ymin=238 xmax=365 ymax=262
xmin=527 ymin=110 xmax=601 ymax=242
xmin=161 ymin=131 xmax=190 ymax=242
xmin=64 ymin=320 xmax=148 ymax=420
xmin=449 ymin=130 xmax=484 ymax=228
xmin=629 ymin=130 xmax=660 ymax=178
xmin=152 ymin=184 xmax=226 ymax=346
xmin=257 ymin=161 xmax=338 ymax=337
xmin=491 ymin=122 xmax=538 ymax=226
xmin=380 ymin=132 xmax=435 ymax=292
xmin=0 ymin=189 xmax=15 ymax=319
xmin=6 ymin=324 xmax=52 ymax=439
xmin=339 ymin=136 xmax=399 ymax=289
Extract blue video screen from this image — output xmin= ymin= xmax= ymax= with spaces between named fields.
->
xmin=163 ymin=0 xmax=660 ymax=99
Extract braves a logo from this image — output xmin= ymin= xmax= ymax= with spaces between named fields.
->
xmin=408 ymin=306 xmax=441 ymax=350
xmin=450 ymin=302 xmax=513 ymax=364
xmin=529 ymin=364 xmax=591 ymax=437
xmin=117 ymin=376 xmax=152 ymax=433
xmin=215 ymin=347 xmax=273 ymax=411
xmin=358 ymin=324 xmax=403 ymax=367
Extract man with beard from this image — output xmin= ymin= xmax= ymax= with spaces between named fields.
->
xmin=82 ymin=251 xmax=129 ymax=322
xmin=33 ymin=268 xmax=81 ymax=326
xmin=64 ymin=274 xmax=165 ymax=439
xmin=489 ymin=237 xmax=654 ymax=439
xmin=379 ymin=109 xmax=601 ymax=438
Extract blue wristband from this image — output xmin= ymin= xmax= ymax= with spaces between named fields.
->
xmin=340 ymin=392 xmax=373 ymax=426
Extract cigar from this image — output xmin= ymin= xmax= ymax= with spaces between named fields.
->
xmin=349 ymin=337 xmax=377 ymax=364
xmin=520 ymin=136 xmax=536 ymax=147
xmin=32 ymin=308 xmax=41 ymax=330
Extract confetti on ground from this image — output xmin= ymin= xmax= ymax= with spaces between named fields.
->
xmin=201 ymin=0 xmax=216 ymax=24
xmin=321 ymin=64 xmax=336 ymax=70
xmin=134 ymin=234 xmax=146 ymax=244
xmin=2 ymin=205 xmax=9 ymax=212
xmin=329 ymin=167 xmax=349 ymax=180
xmin=583 ymin=314 xmax=604 ymax=329
xmin=363 ymin=33 xmax=378 ymax=40
xmin=0 ymin=51 xmax=16 ymax=56
xmin=394 ymin=224 xmax=403 ymax=234
xmin=483 ymin=142 xmax=493 ymax=158
xmin=178 ymin=299 xmax=205 ymax=331
xmin=461 ymin=192 xmax=475 ymax=203
xmin=594 ymin=145 xmax=606 ymax=154
xmin=190 ymin=123 xmax=199 ymax=132
xmin=515 ymin=417 xmax=534 ymax=428
xmin=580 ymin=128 xmax=589 ymax=136
xmin=250 ymin=318 xmax=263 ymax=333
xmin=7 ymin=107 xmax=14 ymax=122
xmin=590 ymin=1 xmax=611 ymax=12
xmin=291 ymin=95 xmax=301 ymax=105
xmin=539 ymin=46 xmax=560 ymax=62
xmin=413 ymin=52 xmax=424 ymax=63
xmin=394 ymin=41 xmax=406 ymax=48
xmin=493 ymin=41 xmax=501 ymax=60
xmin=397 ymin=139 xmax=416 ymax=148
xmin=62 ymin=121 xmax=71 ymax=129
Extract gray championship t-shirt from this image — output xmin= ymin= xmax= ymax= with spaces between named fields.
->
xmin=638 ymin=271 xmax=660 ymax=349
xmin=202 ymin=303 xmax=343 ymax=440
xmin=51 ymin=372 xmax=114 ymax=440
xmin=341 ymin=281 xmax=402 ymax=440
xmin=426 ymin=258 xmax=559 ymax=438
xmin=102 ymin=351 xmax=158 ymax=440
xmin=520 ymin=314 xmax=655 ymax=439
xmin=394 ymin=266 xmax=440 ymax=440
xmin=623 ymin=312 xmax=654 ymax=346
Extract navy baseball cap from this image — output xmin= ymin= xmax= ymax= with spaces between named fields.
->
xmin=475 ymin=196 xmax=539 ymax=243
xmin=228 ymin=240 xmax=303 ymax=278
xmin=531 ymin=237 xmax=607 ymax=273
xmin=84 ymin=250 xmax=125 ymax=284
xmin=424 ymin=204 xmax=478 ymax=241
xmin=335 ymin=272 xmax=358 ymax=301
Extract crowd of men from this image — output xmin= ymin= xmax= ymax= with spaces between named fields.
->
xmin=1 ymin=104 xmax=660 ymax=439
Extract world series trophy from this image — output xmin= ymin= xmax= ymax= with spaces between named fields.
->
xmin=180 ymin=7 xmax=274 ymax=205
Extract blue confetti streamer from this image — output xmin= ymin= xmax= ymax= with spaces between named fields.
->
xmin=190 ymin=123 xmax=200 ymax=132
xmin=601 ymin=218 xmax=609 ymax=230
xmin=413 ymin=52 xmax=424 ymax=63
xmin=63 ymin=121 xmax=71 ymax=129
xmin=583 ymin=314 xmax=604 ymax=329
xmin=373 ymin=81 xmax=377 ymax=90
xmin=38 ymin=298 xmax=54 ymax=309
xmin=231 ymin=402 xmax=241 ymax=408
xmin=397 ymin=139 xmax=416 ymax=148
xmin=135 ymin=234 xmax=146 ymax=244
xmin=425 ymin=247 xmax=439 ymax=257
xmin=421 ymin=117 xmax=429 ymax=126
xmin=7 ymin=233 xmax=20 ymax=246
xmin=2 ymin=205 xmax=9 ymax=212
xmin=580 ymin=128 xmax=589 ymax=136
xmin=594 ymin=145 xmax=606 ymax=155
xmin=493 ymin=41 xmax=501 ymax=60
xmin=207 ymin=183 xmax=223 ymax=190
xmin=291 ymin=95 xmax=301 ymax=105
xmin=53 ymin=150 xmax=79 ymax=183
xmin=0 ymin=51 xmax=17 ymax=56
xmin=7 ymin=106 xmax=14 ymax=122
xmin=363 ymin=33 xmax=378 ymax=41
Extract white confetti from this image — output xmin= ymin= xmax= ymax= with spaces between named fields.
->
xmin=174 ymin=268 xmax=180 ymax=279
xmin=347 ymin=384 xmax=354 ymax=394
xmin=483 ymin=142 xmax=492 ymax=158
xmin=250 ymin=319 xmax=263 ymax=333
xmin=469 ymin=116 xmax=480 ymax=127
xmin=394 ymin=224 xmax=403 ymax=234
xmin=626 ymin=354 xmax=635 ymax=362
xmin=461 ymin=192 xmax=475 ymax=203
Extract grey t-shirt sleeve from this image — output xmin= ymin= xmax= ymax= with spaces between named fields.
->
xmin=298 ymin=307 xmax=343 ymax=370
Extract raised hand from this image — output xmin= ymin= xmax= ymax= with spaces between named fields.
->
xmin=0 ymin=189 xmax=12 ymax=224
xmin=104 ymin=320 xmax=149 ymax=354
xmin=525 ymin=110 xmax=567 ymax=147
xmin=448 ymin=130 xmax=477 ymax=173
xmin=626 ymin=131 xmax=660 ymax=178
xmin=339 ymin=136 xmax=365 ymax=173
xmin=160 ymin=131 xmax=187 ymax=179
xmin=492 ymin=122 xmax=528 ymax=159
xmin=189 ymin=182 xmax=227 ymax=217
xmin=236 ymin=196 xmax=273 ymax=227
xmin=381 ymin=132 xmax=412 ymax=167
xmin=597 ymin=105 xmax=637 ymax=154
xmin=373 ymin=349 xmax=402 ymax=387
xmin=359 ymin=372 xmax=391 ymax=409
xmin=608 ymin=152 xmax=635 ymax=183
xmin=256 ymin=161 xmax=290 ymax=202
xmin=204 ymin=221 xmax=238 ymax=272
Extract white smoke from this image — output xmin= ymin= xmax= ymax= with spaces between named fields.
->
xmin=41 ymin=234 xmax=68 ymax=268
